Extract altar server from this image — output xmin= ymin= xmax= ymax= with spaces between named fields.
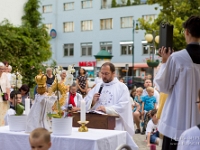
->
xmin=63 ymin=83 xmax=83 ymax=112
xmin=85 ymin=62 xmax=134 ymax=136
xmin=154 ymin=15 xmax=200 ymax=150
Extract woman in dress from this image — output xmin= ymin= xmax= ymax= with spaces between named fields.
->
xmin=0 ymin=62 xmax=10 ymax=126
xmin=46 ymin=68 xmax=55 ymax=86
xmin=76 ymin=68 xmax=88 ymax=97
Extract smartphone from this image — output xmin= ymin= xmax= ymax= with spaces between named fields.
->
xmin=159 ymin=23 xmax=174 ymax=53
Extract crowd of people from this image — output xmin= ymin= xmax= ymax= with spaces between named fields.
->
xmin=0 ymin=15 xmax=200 ymax=150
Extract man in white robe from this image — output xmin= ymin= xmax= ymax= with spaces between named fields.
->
xmin=154 ymin=16 xmax=200 ymax=150
xmin=85 ymin=62 xmax=135 ymax=137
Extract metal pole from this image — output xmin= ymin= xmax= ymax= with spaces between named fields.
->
xmin=132 ymin=20 xmax=135 ymax=89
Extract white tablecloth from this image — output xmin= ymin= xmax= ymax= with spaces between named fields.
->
xmin=0 ymin=126 xmax=138 ymax=150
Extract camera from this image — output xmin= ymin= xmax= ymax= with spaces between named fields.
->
xmin=159 ymin=23 xmax=174 ymax=53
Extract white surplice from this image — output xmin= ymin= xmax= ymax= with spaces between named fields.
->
xmin=85 ymin=77 xmax=134 ymax=136
xmin=26 ymin=94 xmax=57 ymax=132
xmin=64 ymin=92 xmax=83 ymax=108
xmin=154 ymin=49 xmax=200 ymax=141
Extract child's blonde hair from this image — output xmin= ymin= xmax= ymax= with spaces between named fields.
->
xmin=29 ymin=128 xmax=51 ymax=143
xmin=136 ymin=87 xmax=143 ymax=92
xmin=146 ymin=87 xmax=154 ymax=93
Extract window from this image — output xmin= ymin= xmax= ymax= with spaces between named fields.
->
xmin=142 ymin=44 xmax=154 ymax=55
xmin=64 ymin=2 xmax=74 ymax=11
xmin=100 ymin=42 xmax=112 ymax=54
xmin=45 ymin=24 xmax=52 ymax=34
xmin=64 ymin=44 xmax=74 ymax=56
xmin=100 ymin=18 xmax=112 ymax=30
xmin=120 ymin=41 xmax=133 ymax=55
xmin=42 ymin=5 xmax=52 ymax=13
xmin=101 ymin=0 xmax=108 ymax=9
xmin=81 ymin=43 xmax=92 ymax=56
xmin=63 ymin=22 xmax=74 ymax=32
xmin=121 ymin=17 xmax=133 ymax=28
xmin=81 ymin=20 xmax=93 ymax=31
xmin=142 ymin=14 xmax=156 ymax=23
xmin=82 ymin=0 xmax=92 ymax=9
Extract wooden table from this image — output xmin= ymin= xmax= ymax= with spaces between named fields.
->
xmin=72 ymin=113 xmax=118 ymax=130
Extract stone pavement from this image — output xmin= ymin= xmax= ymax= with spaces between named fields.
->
xmin=133 ymin=132 xmax=162 ymax=150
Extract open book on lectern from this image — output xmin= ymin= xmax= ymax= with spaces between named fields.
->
xmin=87 ymin=110 xmax=107 ymax=115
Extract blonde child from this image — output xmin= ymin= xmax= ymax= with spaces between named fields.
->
xmin=141 ymin=87 xmax=157 ymax=134
xmin=29 ymin=128 xmax=51 ymax=150
xmin=133 ymin=87 xmax=143 ymax=112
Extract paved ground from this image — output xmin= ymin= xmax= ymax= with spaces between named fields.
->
xmin=133 ymin=131 xmax=162 ymax=150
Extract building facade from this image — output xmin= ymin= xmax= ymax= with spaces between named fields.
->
xmin=0 ymin=0 xmax=28 ymax=26
xmin=40 ymin=0 xmax=160 ymax=77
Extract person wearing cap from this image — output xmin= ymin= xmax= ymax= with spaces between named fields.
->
xmin=0 ymin=62 xmax=11 ymax=126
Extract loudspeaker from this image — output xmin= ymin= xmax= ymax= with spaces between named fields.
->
xmin=159 ymin=23 xmax=174 ymax=49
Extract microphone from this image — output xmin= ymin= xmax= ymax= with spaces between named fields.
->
xmin=98 ymin=84 xmax=104 ymax=94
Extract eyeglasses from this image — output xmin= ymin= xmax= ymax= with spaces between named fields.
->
xmin=196 ymin=101 xmax=200 ymax=103
xmin=101 ymin=72 xmax=111 ymax=76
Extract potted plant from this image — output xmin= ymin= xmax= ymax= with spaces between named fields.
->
xmin=8 ymin=71 xmax=27 ymax=131
xmin=146 ymin=57 xmax=160 ymax=67
xmin=47 ymin=65 xmax=75 ymax=136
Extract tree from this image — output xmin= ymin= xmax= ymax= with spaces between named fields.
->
xmin=127 ymin=0 xmax=131 ymax=6
xmin=138 ymin=0 xmax=200 ymax=50
xmin=0 ymin=0 xmax=52 ymax=88
xmin=111 ymin=0 xmax=117 ymax=7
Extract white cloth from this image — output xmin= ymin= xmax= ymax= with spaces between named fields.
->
xmin=0 ymin=126 xmax=138 ymax=150
xmin=154 ymin=49 xmax=200 ymax=140
xmin=26 ymin=94 xmax=57 ymax=132
xmin=177 ymin=125 xmax=200 ymax=150
xmin=95 ymin=77 xmax=102 ymax=84
xmin=64 ymin=92 xmax=83 ymax=108
xmin=0 ymin=72 xmax=10 ymax=102
xmin=4 ymin=109 xmax=16 ymax=125
xmin=142 ymin=88 xmax=160 ymax=105
xmin=85 ymin=77 xmax=134 ymax=136
xmin=146 ymin=119 xmax=159 ymax=135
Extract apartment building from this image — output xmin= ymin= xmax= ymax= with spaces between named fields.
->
xmin=40 ymin=0 xmax=160 ymax=77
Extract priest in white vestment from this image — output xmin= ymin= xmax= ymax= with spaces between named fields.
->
xmin=154 ymin=16 xmax=200 ymax=150
xmin=85 ymin=62 xmax=135 ymax=137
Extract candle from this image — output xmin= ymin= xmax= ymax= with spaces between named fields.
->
xmin=80 ymin=100 xmax=86 ymax=122
xmin=25 ymin=98 xmax=30 ymax=115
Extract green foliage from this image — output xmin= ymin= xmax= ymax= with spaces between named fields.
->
xmin=127 ymin=0 xmax=131 ymax=6
xmin=111 ymin=0 xmax=117 ymax=7
xmin=132 ymin=0 xmax=141 ymax=5
xmin=138 ymin=0 xmax=200 ymax=51
xmin=0 ymin=0 xmax=52 ymax=88
xmin=22 ymin=0 xmax=42 ymax=28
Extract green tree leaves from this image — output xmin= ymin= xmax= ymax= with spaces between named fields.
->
xmin=0 ymin=0 xmax=52 ymax=88
xmin=138 ymin=0 xmax=200 ymax=50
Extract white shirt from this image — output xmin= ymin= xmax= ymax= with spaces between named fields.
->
xmin=64 ymin=92 xmax=83 ymax=108
xmin=177 ymin=125 xmax=200 ymax=150
xmin=154 ymin=50 xmax=200 ymax=140
xmin=146 ymin=119 xmax=159 ymax=135
xmin=85 ymin=77 xmax=134 ymax=136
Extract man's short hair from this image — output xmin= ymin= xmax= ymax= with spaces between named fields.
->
xmin=70 ymin=82 xmax=76 ymax=89
xmin=29 ymin=128 xmax=51 ymax=143
xmin=182 ymin=15 xmax=200 ymax=38
xmin=10 ymin=91 xmax=21 ymax=99
xmin=101 ymin=62 xmax=115 ymax=73
xmin=150 ymin=109 xmax=157 ymax=117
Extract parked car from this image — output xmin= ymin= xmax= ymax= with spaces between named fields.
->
xmin=123 ymin=76 xmax=145 ymax=89
xmin=87 ymin=78 xmax=95 ymax=88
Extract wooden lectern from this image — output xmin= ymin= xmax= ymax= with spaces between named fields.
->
xmin=73 ymin=113 xmax=118 ymax=130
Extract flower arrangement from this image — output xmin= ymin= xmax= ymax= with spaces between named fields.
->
xmin=10 ymin=72 xmax=23 ymax=89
